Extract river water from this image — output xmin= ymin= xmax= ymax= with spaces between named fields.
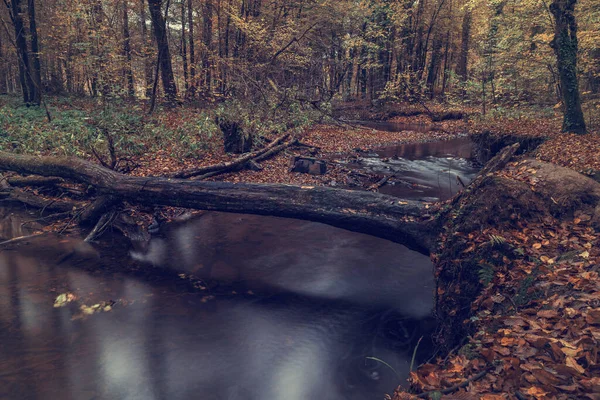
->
xmin=0 ymin=136 xmax=479 ymax=400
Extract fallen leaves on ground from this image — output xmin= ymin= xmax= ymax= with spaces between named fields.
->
xmin=392 ymin=163 xmax=600 ymax=399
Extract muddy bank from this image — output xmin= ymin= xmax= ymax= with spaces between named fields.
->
xmin=405 ymin=155 xmax=600 ymax=398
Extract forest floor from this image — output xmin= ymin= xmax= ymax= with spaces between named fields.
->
xmin=389 ymin=113 xmax=600 ymax=398
xmin=2 ymin=96 xmax=600 ymax=399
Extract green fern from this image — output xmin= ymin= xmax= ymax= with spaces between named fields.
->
xmin=478 ymin=263 xmax=495 ymax=285
xmin=489 ymin=234 xmax=507 ymax=247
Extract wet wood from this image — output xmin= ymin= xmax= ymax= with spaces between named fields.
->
xmin=0 ymin=150 xmax=436 ymax=253
xmin=171 ymin=133 xmax=291 ymax=179
xmin=289 ymin=156 xmax=327 ymax=175
xmin=369 ymin=175 xmax=394 ymax=191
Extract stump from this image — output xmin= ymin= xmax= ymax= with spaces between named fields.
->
xmin=289 ymin=156 xmax=327 ymax=175
xmin=218 ymin=119 xmax=253 ymax=154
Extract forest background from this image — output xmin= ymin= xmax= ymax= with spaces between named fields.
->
xmin=1 ymin=0 xmax=599 ymax=160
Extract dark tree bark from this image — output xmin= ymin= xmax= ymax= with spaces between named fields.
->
xmin=426 ymin=34 xmax=443 ymax=98
xmin=0 ymin=33 xmax=7 ymax=94
xmin=89 ymin=0 xmax=106 ymax=97
xmin=123 ymin=0 xmax=135 ymax=98
xmin=5 ymin=0 xmax=35 ymax=104
xmin=147 ymin=0 xmax=178 ymax=103
xmin=27 ymin=0 xmax=41 ymax=105
xmin=0 ymin=150 xmax=436 ymax=254
xmin=187 ymin=0 xmax=196 ymax=97
xmin=181 ymin=0 xmax=188 ymax=94
xmin=140 ymin=0 xmax=154 ymax=98
xmin=202 ymin=0 xmax=213 ymax=93
xmin=549 ymin=0 xmax=587 ymax=134
xmin=440 ymin=29 xmax=451 ymax=97
xmin=456 ymin=9 xmax=471 ymax=84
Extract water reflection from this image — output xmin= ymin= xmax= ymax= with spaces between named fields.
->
xmin=0 ymin=211 xmax=435 ymax=400
xmin=131 ymin=212 xmax=434 ymax=318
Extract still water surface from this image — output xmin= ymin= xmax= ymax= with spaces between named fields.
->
xmin=1 ymin=211 xmax=434 ymax=400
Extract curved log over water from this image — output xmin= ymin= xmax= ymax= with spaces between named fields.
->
xmin=0 ymin=151 xmax=436 ymax=254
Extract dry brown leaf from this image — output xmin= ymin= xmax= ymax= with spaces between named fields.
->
xmin=586 ymin=309 xmax=600 ymax=325
xmin=526 ymin=386 xmax=549 ymax=399
xmin=537 ymin=309 xmax=559 ymax=319
xmin=565 ymin=356 xmax=585 ymax=374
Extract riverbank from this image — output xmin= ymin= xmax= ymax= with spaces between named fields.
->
xmin=392 ymin=132 xmax=600 ymax=399
xmin=2 ymin=96 xmax=600 ymax=399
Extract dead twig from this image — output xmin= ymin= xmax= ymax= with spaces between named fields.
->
xmin=171 ymin=133 xmax=292 ymax=179
xmin=416 ymin=365 xmax=494 ymax=398
xmin=0 ymin=233 xmax=46 ymax=247
xmin=85 ymin=211 xmax=117 ymax=242
xmin=369 ymin=174 xmax=394 ymax=191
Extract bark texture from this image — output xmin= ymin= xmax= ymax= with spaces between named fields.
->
xmin=0 ymin=150 xmax=436 ymax=254
xmin=147 ymin=0 xmax=178 ymax=103
xmin=550 ymin=0 xmax=587 ymax=134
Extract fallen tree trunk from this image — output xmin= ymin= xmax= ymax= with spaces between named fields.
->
xmin=170 ymin=133 xmax=291 ymax=179
xmin=0 ymin=173 xmax=84 ymax=213
xmin=0 ymin=150 xmax=436 ymax=253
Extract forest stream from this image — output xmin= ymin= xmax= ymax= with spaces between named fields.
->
xmin=0 ymin=135 xmax=481 ymax=400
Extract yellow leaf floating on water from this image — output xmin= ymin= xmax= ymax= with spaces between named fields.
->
xmin=80 ymin=305 xmax=95 ymax=315
xmin=53 ymin=292 xmax=77 ymax=308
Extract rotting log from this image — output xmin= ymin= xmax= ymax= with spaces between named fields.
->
xmin=170 ymin=133 xmax=291 ymax=179
xmin=0 ymin=150 xmax=436 ymax=254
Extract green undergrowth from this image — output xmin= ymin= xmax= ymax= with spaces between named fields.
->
xmin=0 ymin=96 xmax=223 ymax=159
xmin=0 ymin=95 xmax=323 ymax=159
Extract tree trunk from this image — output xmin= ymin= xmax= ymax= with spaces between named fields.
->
xmin=181 ymin=0 xmax=189 ymax=95
xmin=187 ymin=0 xmax=196 ymax=97
xmin=0 ymin=33 xmax=7 ymax=94
xmin=440 ymin=29 xmax=451 ymax=97
xmin=6 ymin=0 xmax=35 ymax=104
xmin=457 ymin=9 xmax=471 ymax=84
xmin=0 ymin=150 xmax=436 ymax=254
xmin=147 ymin=0 xmax=178 ymax=104
xmin=140 ymin=0 xmax=154 ymax=98
xmin=202 ymin=0 xmax=213 ymax=93
xmin=27 ymin=0 xmax=41 ymax=106
xmin=426 ymin=34 xmax=443 ymax=99
xmin=549 ymin=0 xmax=587 ymax=134
xmin=89 ymin=0 xmax=106 ymax=97
xmin=123 ymin=0 xmax=135 ymax=98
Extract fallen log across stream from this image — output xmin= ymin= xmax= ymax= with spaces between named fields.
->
xmin=0 ymin=150 xmax=438 ymax=253
xmin=0 ymin=143 xmax=521 ymax=254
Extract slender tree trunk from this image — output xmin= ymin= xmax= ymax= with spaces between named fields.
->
xmin=0 ymin=33 xmax=7 ymax=94
xmin=202 ymin=0 xmax=213 ymax=93
xmin=89 ymin=0 xmax=106 ymax=97
xmin=147 ymin=0 xmax=178 ymax=104
xmin=141 ymin=0 xmax=154 ymax=98
xmin=6 ymin=0 xmax=35 ymax=104
xmin=457 ymin=9 xmax=471 ymax=83
xmin=27 ymin=0 xmax=41 ymax=105
xmin=123 ymin=0 xmax=135 ymax=98
xmin=426 ymin=34 xmax=443 ymax=99
xmin=440 ymin=30 xmax=451 ymax=97
xmin=181 ymin=0 xmax=188 ymax=95
xmin=550 ymin=0 xmax=587 ymax=134
xmin=187 ymin=0 xmax=196 ymax=97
